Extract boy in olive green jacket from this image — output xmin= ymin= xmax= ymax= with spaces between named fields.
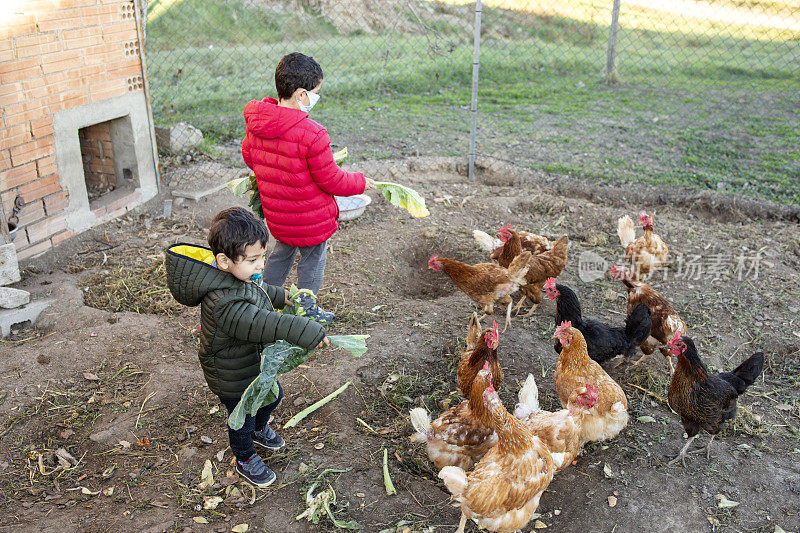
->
xmin=166 ymin=207 xmax=327 ymax=487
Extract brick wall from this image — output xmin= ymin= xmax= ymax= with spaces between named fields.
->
xmin=0 ymin=0 xmax=146 ymax=260
xmin=78 ymin=121 xmax=117 ymax=199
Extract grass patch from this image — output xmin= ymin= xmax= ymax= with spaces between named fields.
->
xmin=82 ymin=256 xmax=182 ymax=315
xmin=146 ymin=0 xmax=800 ymax=206
xmin=728 ymin=404 xmax=770 ymax=438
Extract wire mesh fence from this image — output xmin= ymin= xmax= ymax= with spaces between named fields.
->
xmin=144 ymin=0 xmax=800 ymax=204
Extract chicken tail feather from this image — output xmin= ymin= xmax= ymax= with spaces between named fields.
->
xmin=722 ymin=352 xmax=765 ymax=394
xmin=473 ymin=230 xmax=501 ymax=252
xmin=514 ymin=373 xmax=540 ymax=419
xmin=625 ymin=303 xmax=652 ymax=350
xmin=409 ymin=408 xmax=432 ymax=443
xmin=506 ymin=251 xmax=532 ymax=284
xmin=617 ymin=215 xmax=636 ymax=247
xmin=439 ymin=465 xmax=468 ymax=497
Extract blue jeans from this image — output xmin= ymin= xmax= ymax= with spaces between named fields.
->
xmin=264 ymin=240 xmax=327 ymax=294
xmin=219 ymin=381 xmax=283 ymax=462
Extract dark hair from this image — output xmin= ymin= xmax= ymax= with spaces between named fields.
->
xmin=208 ymin=207 xmax=269 ymax=261
xmin=275 ymin=52 xmax=323 ymax=100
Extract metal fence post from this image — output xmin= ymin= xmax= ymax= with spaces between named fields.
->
xmin=605 ymin=0 xmax=621 ymax=84
xmin=468 ymin=0 xmax=482 ymax=182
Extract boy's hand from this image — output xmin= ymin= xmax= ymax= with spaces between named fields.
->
xmin=285 ymin=292 xmax=292 ymax=306
xmin=316 ymin=337 xmax=330 ymax=349
xmin=364 ymin=178 xmax=375 ymax=190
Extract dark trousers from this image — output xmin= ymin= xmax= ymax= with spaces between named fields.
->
xmin=219 ymin=381 xmax=283 ymax=462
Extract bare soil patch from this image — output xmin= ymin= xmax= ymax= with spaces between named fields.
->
xmin=1 ymin=161 xmax=799 ymax=532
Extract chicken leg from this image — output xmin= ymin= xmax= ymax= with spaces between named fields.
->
xmin=455 ymin=513 xmax=467 ymax=533
xmin=668 ymin=434 xmax=698 ymax=467
xmin=502 ymin=301 xmax=514 ymax=332
xmin=512 ymin=295 xmax=527 ymax=315
xmin=686 ymin=434 xmax=715 ymax=460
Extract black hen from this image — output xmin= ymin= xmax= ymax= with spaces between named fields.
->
xmin=549 ymin=283 xmax=651 ymax=363
xmin=666 ymin=334 xmax=764 ymax=466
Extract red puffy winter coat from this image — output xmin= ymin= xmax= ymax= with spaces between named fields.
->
xmin=242 ymin=98 xmax=365 ymax=248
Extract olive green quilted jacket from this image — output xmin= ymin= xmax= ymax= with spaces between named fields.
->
xmin=165 ymin=243 xmax=325 ymax=398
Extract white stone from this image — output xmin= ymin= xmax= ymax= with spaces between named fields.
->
xmin=170 ymin=122 xmax=204 ymax=152
xmin=0 ymin=244 xmax=21 ymax=286
xmin=0 ymin=287 xmax=29 ymax=309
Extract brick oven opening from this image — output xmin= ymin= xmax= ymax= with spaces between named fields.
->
xmin=77 ymin=116 xmax=140 ymax=209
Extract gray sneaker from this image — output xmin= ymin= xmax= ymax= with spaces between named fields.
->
xmin=236 ymin=454 xmax=275 ymax=488
xmin=253 ymin=425 xmax=285 ymax=451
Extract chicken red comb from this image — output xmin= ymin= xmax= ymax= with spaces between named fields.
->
xmin=544 ymin=277 xmax=559 ymax=300
xmin=608 ymin=265 xmax=625 ymax=280
xmin=639 ymin=210 xmax=653 ymax=227
xmin=554 ymin=321 xmax=572 ymax=347
xmin=484 ymin=322 xmax=499 ymax=349
xmin=666 ymin=331 xmax=686 ymax=356
xmin=498 ymin=224 xmax=512 ymax=242
xmin=428 ymin=255 xmax=440 ymax=270
xmin=482 ymin=360 xmax=491 ymax=372
xmin=554 ymin=320 xmax=572 ymax=337
xmin=577 ymin=383 xmax=599 ymax=408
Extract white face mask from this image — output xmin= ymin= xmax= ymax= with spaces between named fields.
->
xmin=298 ymin=90 xmax=320 ymax=113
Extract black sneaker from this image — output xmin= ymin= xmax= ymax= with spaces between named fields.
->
xmin=253 ymin=425 xmax=285 ymax=451
xmin=236 ymin=454 xmax=276 ymax=488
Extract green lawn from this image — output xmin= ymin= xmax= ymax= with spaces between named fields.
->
xmin=146 ymin=0 xmax=800 ymax=205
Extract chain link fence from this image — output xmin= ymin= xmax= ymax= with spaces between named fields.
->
xmin=144 ymin=0 xmax=800 ymax=204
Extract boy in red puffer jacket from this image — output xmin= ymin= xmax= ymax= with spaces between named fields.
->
xmin=242 ymin=52 xmax=374 ymax=324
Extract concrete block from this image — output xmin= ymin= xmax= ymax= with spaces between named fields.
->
xmin=0 ymin=287 xmax=30 ymax=309
xmin=0 ymin=298 xmax=52 ymax=337
xmin=0 ymin=244 xmax=21 ymax=286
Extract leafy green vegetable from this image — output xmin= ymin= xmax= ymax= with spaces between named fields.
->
xmin=296 ymin=469 xmax=360 ymax=529
xmin=374 ymin=181 xmax=430 ymax=218
xmin=284 ymin=382 xmax=351 ymax=429
xmin=227 ymin=284 xmax=370 ymax=430
xmin=332 ymin=147 xmax=348 ymax=164
xmin=226 ymin=177 xmax=250 ymax=197
xmin=226 ymin=174 xmax=264 ymax=220
xmin=327 ymin=335 xmax=369 ymax=358
xmin=228 ymin=341 xmax=310 ymax=430
xmin=382 ymin=448 xmax=396 ymax=495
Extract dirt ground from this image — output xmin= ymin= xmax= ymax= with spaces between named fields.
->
xmin=1 ymin=161 xmax=799 ymax=533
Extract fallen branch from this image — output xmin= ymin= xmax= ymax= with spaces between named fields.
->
xmin=628 ymin=383 xmax=668 ymax=405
